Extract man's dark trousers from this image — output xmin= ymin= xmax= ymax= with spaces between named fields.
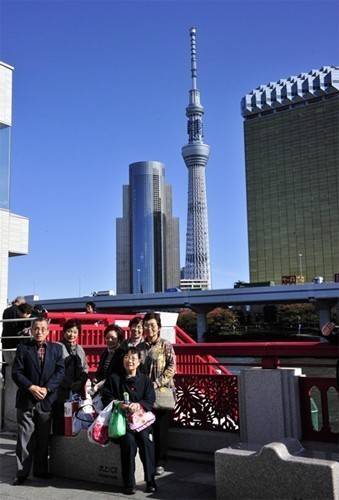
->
xmin=16 ymin=404 xmax=51 ymax=477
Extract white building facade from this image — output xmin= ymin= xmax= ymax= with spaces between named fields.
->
xmin=0 ymin=62 xmax=29 ymax=315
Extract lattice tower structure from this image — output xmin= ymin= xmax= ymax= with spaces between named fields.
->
xmin=182 ymin=27 xmax=211 ymax=288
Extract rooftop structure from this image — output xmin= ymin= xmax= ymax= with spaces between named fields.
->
xmin=241 ymin=65 xmax=339 ymax=117
xmin=180 ymin=278 xmax=209 ymax=291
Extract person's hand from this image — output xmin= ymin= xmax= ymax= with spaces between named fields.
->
xmin=40 ymin=387 xmax=48 ymax=398
xmin=28 ymin=385 xmax=46 ymax=400
xmin=128 ymin=403 xmax=140 ymax=414
xmin=119 ymin=402 xmax=130 ymax=412
xmin=321 ymin=322 xmax=337 ymax=336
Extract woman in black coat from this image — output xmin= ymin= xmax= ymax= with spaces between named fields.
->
xmin=53 ymin=319 xmax=88 ymax=434
xmin=93 ymin=324 xmax=125 ymax=386
xmin=102 ymin=347 xmax=157 ymax=495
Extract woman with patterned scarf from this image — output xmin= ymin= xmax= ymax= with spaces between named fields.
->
xmin=143 ymin=312 xmax=176 ymax=476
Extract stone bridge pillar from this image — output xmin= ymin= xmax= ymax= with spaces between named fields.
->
xmin=196 ymin=311 xmax=207 ymax=342
xmin=317 ymin=299 xmax=337 ymax=329
xmin=239 ymin=367 xmax=302 ymax=445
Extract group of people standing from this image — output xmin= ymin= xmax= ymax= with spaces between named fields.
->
xmin=97 ymin=313 xmax=176 ymax=493
xmin=9 ymin=311 xmax=176 ymax=495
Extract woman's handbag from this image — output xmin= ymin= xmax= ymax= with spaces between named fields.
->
xmin=128 ymin=408 xmax=155 ymax=432
xmin=108 ymin=401 xmax=126 ymax=439
xmin=87 ymin=401 xmax=113 ymax=447
xmin=92 ymin=393 xmax=104 ymax=413
xmin=149 ymin=358 xmax=176 ymax=410
xmin=154 ymin=386 xmax=176 ymax=410
xmin=73 ymin=401 xmax=96 ymax=434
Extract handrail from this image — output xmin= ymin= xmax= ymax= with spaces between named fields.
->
xmin=0 ymin=317 xmax=37 ymax=323
xmin=173 ymin=341 xmax=339 ymax=358
xmin=46 ymin=312 xmax=134 ymax=322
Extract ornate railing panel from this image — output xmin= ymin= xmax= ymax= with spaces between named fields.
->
xmin=299 ymin=377 xmax=339 ymax=442
xmin=172 ymin=374 xmax=239 ymax=432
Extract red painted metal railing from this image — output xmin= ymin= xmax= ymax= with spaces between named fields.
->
xmin=174 ymin=342 xmax=338 ymax=441
xmin=46 ymin=313 xmax=231 ymax=375
xmin=173 ymin=341 xmax=339 ymax=368
xmin=46 ymin=313 xmax=338 ymax=440
xmin=175 ymin=325 xmax=230 ymax=375
xmin=46 ymin=312 xmax=133 ymax=325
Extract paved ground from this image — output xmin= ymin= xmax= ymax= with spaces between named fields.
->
xmin=0 ymin=433 xmax=216 ymax=500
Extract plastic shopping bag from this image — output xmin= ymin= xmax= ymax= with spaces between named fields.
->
xmin=108 ymin=401 xmax=126 ymax=439
xmin=87 ymin=401 xmax=113 ymax=447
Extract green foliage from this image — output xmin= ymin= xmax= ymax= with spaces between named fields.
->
xmin=177 ymin=309 xmax=197 ymax=338
xmin=277 ymin=303 xmax=319 ymax=328
xmin=206 ymin=307 xmax=239 ymax=336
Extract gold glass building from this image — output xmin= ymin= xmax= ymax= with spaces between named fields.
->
xmin=242 ymin=66 xmax=339 ymax=283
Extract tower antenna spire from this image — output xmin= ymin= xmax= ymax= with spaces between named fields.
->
xmin=190 ymin=27 xmax=197 ymax=90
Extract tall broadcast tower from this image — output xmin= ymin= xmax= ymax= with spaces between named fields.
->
xmin=182 ymin=27 xmax=211 ymax=288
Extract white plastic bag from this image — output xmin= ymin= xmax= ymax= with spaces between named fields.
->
xmin=87 ymin=400 xmax=113 ymax=447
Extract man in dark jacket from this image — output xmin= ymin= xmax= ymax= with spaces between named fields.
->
xmin=2 ymin=300 xmax=33 ymax=431
xmin=2 ymin=297 xmax=26 ymax=354
xmin=12 ymin=317 xmax=64 ymax=485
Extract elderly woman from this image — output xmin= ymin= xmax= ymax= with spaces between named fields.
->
xmin=53 ymin=319 xmax=88 ymax=434
xmin=93 ymin=324 xmax=125 ymax=385
xmin=120 ymin=316 xmax=147 ymax=366
xmin=102 ymin=347 xmax=157 ymax=495
xmin=143 ymin=312 xmax=176 ymax=476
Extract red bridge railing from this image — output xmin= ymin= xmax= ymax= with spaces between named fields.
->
xmin=46 ymin=313 xmax=338 ymax=441
xmin=46 ymin=316 xmax=231 ymax=375
xmin=173 ymin=342 xmax=338 ymax=441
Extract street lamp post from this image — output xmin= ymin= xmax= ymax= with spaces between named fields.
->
xmin=298 ymin=253 xmax=303 ymax=278
xmin=137 ymin=268 xmax=141 ymax=293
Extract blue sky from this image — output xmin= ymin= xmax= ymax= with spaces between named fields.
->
xmin=1 ymin=0 xmax=338 ymax=300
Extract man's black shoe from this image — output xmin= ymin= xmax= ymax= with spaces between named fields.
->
xmin=146 ymin=480 xmax=157 ymax=493
xmin=34 ymin=472 xmax=54 ymax=479
xmin=12 ymin=476 xmax=26 ymax=485
xmin=123 ymin=486 xmax=136 ymax=495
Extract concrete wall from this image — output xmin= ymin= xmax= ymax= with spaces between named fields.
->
xmin=0 ymin=62 xmax=13 ymax=126
xmin=215 ymin=441 xmax=339 ymax=500
xmin=0 ymin=209 xmax=29 ymax=316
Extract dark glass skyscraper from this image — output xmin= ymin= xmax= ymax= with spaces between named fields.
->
xmin=116 ymin=161 xmax=180 ymax=294
xmin=242 ymin=66 xmax=339 ymax=283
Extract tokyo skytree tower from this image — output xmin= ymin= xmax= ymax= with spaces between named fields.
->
xmin=182 ymin=27 xmax=211 ymax=288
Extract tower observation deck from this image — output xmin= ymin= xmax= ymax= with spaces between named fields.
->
xmin=182 ymin=27 xmax=211 ymax=288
